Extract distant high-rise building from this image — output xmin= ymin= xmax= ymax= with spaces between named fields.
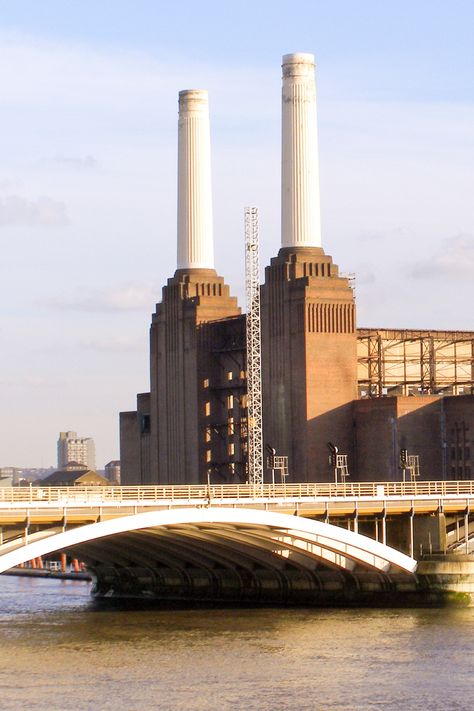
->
xmin=57 ymin=431 xmax=96 ymax=470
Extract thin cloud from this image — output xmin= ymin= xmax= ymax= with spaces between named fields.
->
xmin=80 ymin=335 xmax=144 ymax=352
xmin=0 ymin=375 xmax=63 ymax=388
xmin=0 ymin=195 xmax=68 ymax=227
xmin=46 ymin=155 xmax=100 ymax=172
xmin=0 ymin=31 xmax=276 ymax=124
xmin=359 ymin=226 xmax=406 ymax=242
xmin=0 ymin=178 xmax=23 ymax=191
xmin=410 ymin=234 xmax=474 ymax=279
xmin=41 ymin=283 xmax=159 ymax=312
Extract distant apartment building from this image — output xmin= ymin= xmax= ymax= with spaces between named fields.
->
xmin=0 ymin=467 xmax=23 ymax=485
xmin=0 ymin=467 xmax=16 ymax=487
xmin=57 ymin=431 xmax=96 ymax=470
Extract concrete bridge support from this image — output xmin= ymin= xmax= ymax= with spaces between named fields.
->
xmin=335 ymin=512 xmax=474 ymax=604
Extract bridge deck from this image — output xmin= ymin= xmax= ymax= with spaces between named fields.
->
xmin=0 ymin=481 xmax=472 ymax=527
xmin=5 ymin=482 xmax=474 ymax=593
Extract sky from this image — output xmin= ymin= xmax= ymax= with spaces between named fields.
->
xmin=0 ymin=0 xmax=473 ymax=468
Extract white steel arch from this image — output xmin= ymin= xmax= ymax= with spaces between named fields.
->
xmin=0 ymin=508 xmax=416 ymax=575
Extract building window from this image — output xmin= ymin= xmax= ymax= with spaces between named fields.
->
xmin=204 ymin=428 xmax=211 ymax=443
xmin=227 ymin=371 xmax=233 ymax=381
xmin=227 ymin=395 xmax=234 ymax=410
xmin=228 ymin=443 xmax=235 ymax=457
xmin=204 ymin=402 xmax=211 ymax=417
xmin=203 ymin=378 xmax=209 ymax=389
xmin=140 ymin=414 xmax=151 ymax=434
xmin=205 ymin=450 xmax=211 ymax=463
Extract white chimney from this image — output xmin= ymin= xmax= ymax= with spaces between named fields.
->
xmin=177 ymin=89 xmax=214 ymax=270
xmin=281 ymin=53 xmax=322 ymax=249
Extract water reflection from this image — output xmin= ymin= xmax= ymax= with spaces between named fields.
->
xmin=1 ymin=575 xmax=474 ymax=711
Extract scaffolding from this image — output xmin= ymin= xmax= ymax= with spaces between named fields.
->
xmin=357 ymin=329 xmax=474 ymax=397
xmin=245 ymin=207 xmax=263 ymax=485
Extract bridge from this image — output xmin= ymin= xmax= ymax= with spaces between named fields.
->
xmin=1 ymin=481 xmax=474 ymax=604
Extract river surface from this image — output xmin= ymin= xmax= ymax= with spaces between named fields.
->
xmin=1 ymin=575 xmax=474 ymax=710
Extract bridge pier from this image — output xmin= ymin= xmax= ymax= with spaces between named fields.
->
xmin=416 ymin=555 xmax=474 ymax=605
xmin=89 ymin=562 xmax=423 ymax=607
xmin=88 ymin=556 xmax=474 ymax=607
xmin=337 ymin=512 xmax=474 ymax=605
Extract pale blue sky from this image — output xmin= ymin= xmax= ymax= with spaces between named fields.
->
xmin=1 ymin=1 xmax=473 ymax=467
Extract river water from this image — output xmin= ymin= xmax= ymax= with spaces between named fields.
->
xmin=1 ymin=575 xmax=474 ymax=711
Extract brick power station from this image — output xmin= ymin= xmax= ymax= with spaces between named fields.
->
xmin=120 ymin=54 xmax=474 ymax=486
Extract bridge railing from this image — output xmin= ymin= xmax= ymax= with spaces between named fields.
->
xmin=1 ymin=480 xmax=474 ymax=504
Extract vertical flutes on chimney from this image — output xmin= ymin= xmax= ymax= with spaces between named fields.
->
xmin=281 ymin=53 xmax=322 ymax=249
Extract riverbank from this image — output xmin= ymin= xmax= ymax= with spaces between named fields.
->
xmin=3 ymin=567 xmax=91 ymax=581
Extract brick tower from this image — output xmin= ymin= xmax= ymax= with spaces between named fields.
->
xmin=119 ymin=89 xmax=238 ymax=485
xmin=149 ymin=90 xmax=240 ymax=484
xmin=261 ymin=54 xmax=358 ymax=482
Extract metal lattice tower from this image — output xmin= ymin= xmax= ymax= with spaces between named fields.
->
xmin=245 ymin=207 xmax=263 ymax=485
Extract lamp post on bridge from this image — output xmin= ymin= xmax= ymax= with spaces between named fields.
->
xmin=400 ymin=448 xmax=408 ymax=484
xmin=266 ymin=445 xmax=289 ymax=488
xmin=327 ymin=442 xmax=349 ymax=486
xmin=266 ymin=445 xmax=276 ymax=486
xmin=400 ymin=449 xmax=420 ymax=485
